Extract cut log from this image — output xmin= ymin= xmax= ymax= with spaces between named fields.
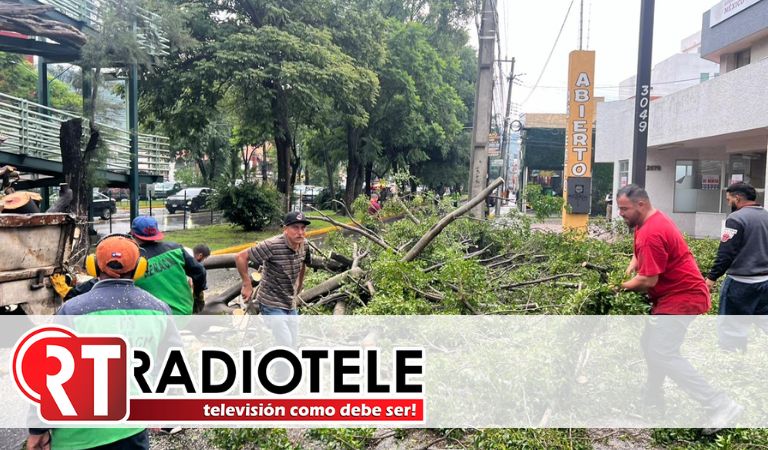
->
xmin=203 ymin=254 xmax=237 ymax=270
xmin=204 ymin=282 xmax=242 ymax=306
xmin=296 ymin=267 xmax=364 ymax=304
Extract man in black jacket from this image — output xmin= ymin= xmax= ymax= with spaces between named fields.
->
xmin=706 ymin=182 xmax=768 ymax=351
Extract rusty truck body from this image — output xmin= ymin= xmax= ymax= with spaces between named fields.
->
xmin=0 ymin=213 xmax=77 ymax=314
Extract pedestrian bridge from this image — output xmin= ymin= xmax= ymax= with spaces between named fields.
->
xmin=20 ymin=0 xmax=168 ymax=56
xmin=0 ymin=92 xmax=170 ymax=186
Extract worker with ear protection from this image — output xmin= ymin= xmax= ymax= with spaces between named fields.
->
xmin=28 ymin=234 xmax=174 ymax=450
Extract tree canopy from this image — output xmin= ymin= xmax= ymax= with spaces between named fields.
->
xmin=140 ymin=0 xmax=478 ymax=210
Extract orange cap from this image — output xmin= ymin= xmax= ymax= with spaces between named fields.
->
xmin=95 ymin=235 xmax=140 ymax=278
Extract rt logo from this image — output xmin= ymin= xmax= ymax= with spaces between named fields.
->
xmin=12 ymin=326 xmax=128 ymax=422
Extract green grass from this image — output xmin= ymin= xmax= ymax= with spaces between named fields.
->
xmin=163 ymin=224 xmax=277 ymax=251
xmin=162 ymin=210 xmax=350 ymax=251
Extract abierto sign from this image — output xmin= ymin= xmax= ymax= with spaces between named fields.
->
xmin=563 ymin=50 xmax=595 ymax=230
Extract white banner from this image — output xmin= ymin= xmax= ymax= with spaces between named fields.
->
xmin=2 ymin=315 xmax=767 ymax=428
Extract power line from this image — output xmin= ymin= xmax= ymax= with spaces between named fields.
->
xmin=519 ymin=76 xmax=706 ymax=90
xmin=520 ymin=0 xmax=576 ymax=106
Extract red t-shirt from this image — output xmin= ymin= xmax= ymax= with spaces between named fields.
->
xmin=634 ymin=211 xmax=710 ymax=315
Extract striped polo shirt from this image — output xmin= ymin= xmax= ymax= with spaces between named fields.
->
xmin=247 ymin=234 xmax=311 ymax=309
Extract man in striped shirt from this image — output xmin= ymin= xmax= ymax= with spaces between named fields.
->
xmin=235 ymin=211 xmax=325 ymax=346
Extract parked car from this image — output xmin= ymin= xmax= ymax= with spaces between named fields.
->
xmin=92 ymin=192 xmax=117 ymax=220
xmin=293 ymin=185 xmax=325 ymax=203
xmin=165 ymin=187 xmax=213 ymax=213
xmin=153 ymin=181 xmax=181 ymax=199
xmin=104 ymin=187 xmax=129 ymax=201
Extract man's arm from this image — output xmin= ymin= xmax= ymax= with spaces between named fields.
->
xmin=236 ymin=244 xmax=268 ymax=300
xmin=622 ymin=236 xmax=664 ymax=293
xmin=625 ymin=254 xmax=638 ymax=276
xmin=27 ymin=429 xmax=50 ymax=450
xmin=182 ymin=250 xmax=207 ymax=294
xmin=235 ymin=249 xmax=253 ymax=300
xmin=621 ymin=274 xmax=659 ymax=293
xmin=707 ymin=218 xmax=745 ymax=283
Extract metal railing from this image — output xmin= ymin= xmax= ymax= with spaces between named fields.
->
xmin=36 ymin=0 xmax=169 ymax=55
xmin=0 ymin=92 xmax=170 ymax=176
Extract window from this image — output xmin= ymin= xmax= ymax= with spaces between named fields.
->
xmin=723 ymin=153 xmax=765 ymax=212
xmin=736 ymin=49 xmax=751 ymax=69
xmin=674 ymin=160 xmax=723 ymax=213
xmin=619 ymin=160 xmax=629 ymax=188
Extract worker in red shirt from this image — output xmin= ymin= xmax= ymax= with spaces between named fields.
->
xmin=368 ymin=192 xmax=382 ymax=215
xmin=616 ymin=184 xmax=741 ymax=433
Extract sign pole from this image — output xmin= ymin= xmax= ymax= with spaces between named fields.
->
xmin=562 ymin=51 xmax=596 ymax=232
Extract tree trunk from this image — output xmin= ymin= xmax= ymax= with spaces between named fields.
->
xmin=343 ymin=124 xmax=362 ymax=211
xmin=241 ymin=146 xmax=250 ymax=183
xmin=60 ymin=119 xmax=99 ymax=264
xmin=195 ymin=157 xmax=208 ymax=182
xmin=261 ymin=151 xmax=268 ymax=183
xmin=364 ymin=162 xmax=373 ymax=196
xmin=325 ymin=156 xmax=335 ymax=203
xmin=208 ymin=154 xmax=217 ymax=185
xmin=60 ymin=119 xmax=87 ymax=217
xmin=271 ymin=86 xmax=292 ymax=211
xmin=354 ymin=163 xmax=364 ymax=200
xmin=289 ymin=140 xmax=299 ymax=188
xmin=232 ymin=147 xmax=242 ymax=182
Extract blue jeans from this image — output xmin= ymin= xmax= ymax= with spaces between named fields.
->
xmin=718 ymin=277 xmax=768 ymax=351
xmin=260 ymin=304 xmax=298 ymax=383
xmin=260 ymin=304 xmax=298 ymax=348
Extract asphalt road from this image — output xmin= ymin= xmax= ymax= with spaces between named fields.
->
xmin=93 ymin=209 xmax=225 ymax=235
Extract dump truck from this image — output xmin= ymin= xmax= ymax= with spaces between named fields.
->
xmin=0 ymin=213 xmax=77 ymax=314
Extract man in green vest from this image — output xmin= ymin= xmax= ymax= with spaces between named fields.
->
xmin=131 ymin=216 xmax=206 ymax=315
xmin=27 ymin=234 xmax=177 ymax=450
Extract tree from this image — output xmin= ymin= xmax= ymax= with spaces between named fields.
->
xmin=0 ymin=52 xmax=82 ymax=112
xmin=142 ymin=0 xmax=378 ymax=212
xmin=172 ymin=122 xmax=233 ymax=186
xmin=367 ymin=21 xmax=468 ymax=190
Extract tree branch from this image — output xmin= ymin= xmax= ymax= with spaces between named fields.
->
xmin=500 ymin=273 xmax=581 ymax=290
xmin=401 ymin=178 xmax=504 ymax=262
xmin=306 ymin=209 xmax=397 ymax=252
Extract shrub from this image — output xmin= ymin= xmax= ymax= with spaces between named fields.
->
xmin=525 ymin=184 xmax=565 ymax=220
xmin=214 ymin=182 xmax=281 ymax=231
xmin=315 ymin=187 xmax=343 ymax=210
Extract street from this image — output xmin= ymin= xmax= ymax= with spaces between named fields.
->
xmin=93 ymin=208 xmax=226 ymax=235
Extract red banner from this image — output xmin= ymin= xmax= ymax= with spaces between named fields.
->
xmin=129 ymin=398 xmax=424 ymax=422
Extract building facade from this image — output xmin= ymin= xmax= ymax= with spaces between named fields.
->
xmin=595 ymin=0 xmax=768 ymax=238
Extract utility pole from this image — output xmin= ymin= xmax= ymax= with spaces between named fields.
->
xmin=37 ymin=56 xmax=50 ymax=211
xmin=495 ymin=57 xmax=515 ymax=218
xmin=467 ymin=0 xmax=496 ymax=218
xmin=129 ymin=63 xmax=139 ymax=221
xmin=579 ymin=0 xmax=584 ymax=50
xmin=631 ymin=0 xmax=655 ymax=187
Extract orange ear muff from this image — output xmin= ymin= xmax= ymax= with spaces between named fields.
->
xmin=85 ymin=254 xmax=99 ymax=277
xmin=133 ymin=257 xmax=148 ymax=280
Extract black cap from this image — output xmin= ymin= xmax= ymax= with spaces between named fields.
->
xmin=283 ymin=211 xmax=311 ymax=226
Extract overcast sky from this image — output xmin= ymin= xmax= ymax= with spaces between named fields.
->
xmin=488 ymin=0 xmax=716 ymax=116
